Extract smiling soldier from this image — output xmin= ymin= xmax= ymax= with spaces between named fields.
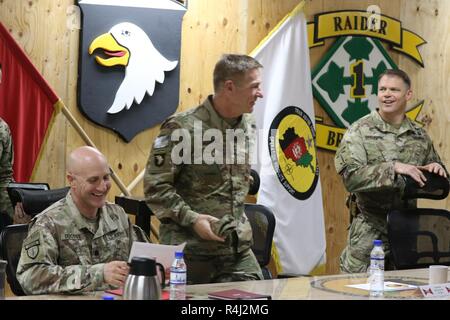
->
xmin=335 ymin=69 xmax=449 ymax=273
xmin=16 ymin=146 xmax=148 ymax=294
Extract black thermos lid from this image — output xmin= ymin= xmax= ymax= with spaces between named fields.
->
xmin=129 ymin=257 xmax=156 ymax=276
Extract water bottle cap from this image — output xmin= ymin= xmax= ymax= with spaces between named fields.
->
xmin=175 ymin=251 xmax=184 ymax=258
xmin=102 ymin=295 xmax=115 ymax=300
xmin=373 ymin=239 xmax=382 ymax=246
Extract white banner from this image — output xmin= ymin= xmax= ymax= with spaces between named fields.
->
xmin=251 ymin=1 xmax=326 ymax=275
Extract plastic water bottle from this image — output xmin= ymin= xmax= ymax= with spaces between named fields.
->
xmin=170 ymin=251 xmax=187 ymax=300
xmin=369 ymin=239 xmax=385 ymax=297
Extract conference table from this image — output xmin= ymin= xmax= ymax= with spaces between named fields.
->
xmin=188 ymin=267 xmax=450 ymax=300
xmin=6 ymin=268 xmax=449 ymax=300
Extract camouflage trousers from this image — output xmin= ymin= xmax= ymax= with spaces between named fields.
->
xmin=340 ymin=213 xmax=395 ymax=273
xmin=184 ymin=248 xmax=263 ymax=284
xmin=0 ymin=187 xmax=13 ymax=219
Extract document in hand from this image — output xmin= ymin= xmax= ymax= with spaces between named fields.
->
xmin=208 ymin=289 xmax=272 ymax=300
xmin=128 ymin=241 xmax=186 ymax=270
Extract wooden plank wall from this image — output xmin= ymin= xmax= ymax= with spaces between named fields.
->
xmin=1 ymin=0 xmax=448 ymax=275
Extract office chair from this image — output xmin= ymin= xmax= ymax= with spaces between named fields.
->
xmin=0 ymin=223 xmax=29 ymax=296
xmin=387 ymin=171 xmax=450 ymax=269
xmin=1 ymin=183 xmax=51 ymax=230
xmin=387 ymin=208 xmax=450 ymax=269
xmin=248 ymin=169 xmax=260 ymax=196
xmin=7 ymin=182 xmax=50 ymax=191
xmin=7 ymin=182 xmax=50 ymax=206
xmin=8 ymin=186 xmax=70 ymax=217
xmin=245 ymin=203 xmax=276 ymax=279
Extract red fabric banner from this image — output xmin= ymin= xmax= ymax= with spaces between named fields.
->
xmin=0 ymin=22 xmax=57 ymax=182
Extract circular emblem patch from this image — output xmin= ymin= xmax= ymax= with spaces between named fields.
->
xmin=269 ymin=106 xmax=319 ymax=200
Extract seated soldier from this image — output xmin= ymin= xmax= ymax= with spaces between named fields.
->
xmin=16 ymin=146 xmax=147 ymax=294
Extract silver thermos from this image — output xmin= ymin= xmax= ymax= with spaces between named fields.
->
xmin=123 ymin=257 xmax=165 ymax=300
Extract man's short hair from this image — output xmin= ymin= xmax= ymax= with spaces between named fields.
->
xmin=213 ymin=54 xmax=263 ymax=92
xmin=378 ymin=69 xmax=411 ymax=89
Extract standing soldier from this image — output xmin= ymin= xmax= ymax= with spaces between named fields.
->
xmin=0 ymin=117 xmax=14 ymax=229
xmin=144 ymin=54 xmax=264 ymax=284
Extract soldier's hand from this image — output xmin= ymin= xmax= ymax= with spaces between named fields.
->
xmin=13 ymin=202 xmax=32 ymax=224
xmin=193 ymin=214 xmax=225 ymax=242
xmin=394 ymin=162 xmax=427 ymax=187
xmin=417 ymin=163 xmax=447 ymax=178
xmin=103 ymin=261 xmax=130 ymax=287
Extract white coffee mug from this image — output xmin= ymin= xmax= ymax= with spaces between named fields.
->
xmin=429 ymin=265 xmax=448 ymax=285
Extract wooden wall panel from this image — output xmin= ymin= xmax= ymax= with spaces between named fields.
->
xmin=0 ymin=0 xmax=70 ymax=188
xmin=1 ymin=0 xmax=449 ymax=275
xmin=400 ymin=0 xmax=450 ymax=211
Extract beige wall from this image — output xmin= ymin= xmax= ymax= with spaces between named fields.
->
xmin=1 ymin=0 xmax=449 ymax=274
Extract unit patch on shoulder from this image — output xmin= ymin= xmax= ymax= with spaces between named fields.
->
xmin=154 ymin=135 xmax=170 ymax=149
xmin=25 ymin=240 xmax=40 ymax=259
xmin=154 ymin=154 xmax=165 ymax=167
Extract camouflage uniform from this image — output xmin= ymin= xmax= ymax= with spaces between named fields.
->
xmin=16 ymin=192 xmax=140 ymax=295
xmin=0 ymin=117 xmax=14 ymax=220
xmin=335 ymin=110 xmax=447 ymax=273
xmin=144 ymin=96 xmax=262 ymax=284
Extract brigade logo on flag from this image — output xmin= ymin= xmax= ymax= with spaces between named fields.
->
xmin=311 ymin=36 xmax=397 ymax=128
xmin=77 ymin=0 xmax=187 ymax=142
xmin=307 ymin=9 xmax=426 ymax=151
xmin=269 ymin=106 xmax=319 ymax=200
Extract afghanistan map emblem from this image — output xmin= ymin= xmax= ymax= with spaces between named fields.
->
xmin=269 ymin=106 xmax=319 ymax=200
xmin=77 ymin=0 xmax=187 ymax=142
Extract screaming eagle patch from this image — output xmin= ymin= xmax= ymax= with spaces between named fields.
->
xmin=154 ymin=154 xmax=165 ymax=167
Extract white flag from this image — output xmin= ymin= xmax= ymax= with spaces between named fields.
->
xmin=250 ymin=1 xmax=326 ymax=275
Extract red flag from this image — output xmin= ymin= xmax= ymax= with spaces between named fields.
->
xmin=0 ymin=22 xmax=58 ymax=182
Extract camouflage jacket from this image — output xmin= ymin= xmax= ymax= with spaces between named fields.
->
xmin=335 ymin=110 xmax=446 ymax=228
xmin=16 ymin=192 xmax=137 ymax=295
xmin=0 ymin=118 xmax=14 ymax=217
xmin=144 ymin=96 xmax=255 ymax=255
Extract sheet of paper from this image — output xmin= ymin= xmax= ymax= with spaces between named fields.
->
xmin=345 ymin=281 xmax=417 ymax=291
xmin=128 ymin=241 xmax=186 ymax=270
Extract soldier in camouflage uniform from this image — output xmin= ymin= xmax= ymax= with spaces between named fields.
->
xmin=335 ymin=69 xmax=448 ymax=273
xmin=0 ymin=117 xmax=14 ymax=227
xmin=144 ymin=54 xmax=264 ymax=284
xmin=17 ymin=146 xmax=145 ymax=294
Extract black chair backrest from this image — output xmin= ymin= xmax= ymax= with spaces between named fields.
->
xmin=387 ymin=208 xmax=450 ymax=269
xmin=244 ymin=203 xmax=276 ymax=279
xmin=248 ymin=169 xmax=260 ymax=196
xmin=0 ymin=223 xmax=29 ymax=296
xmin=402 ymin=171 xmax=449 ymax=200
xmin=9 ymin=187 xmax=70 ymax=217
xmin=7 ymin=182 xmax=50 ymax=208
